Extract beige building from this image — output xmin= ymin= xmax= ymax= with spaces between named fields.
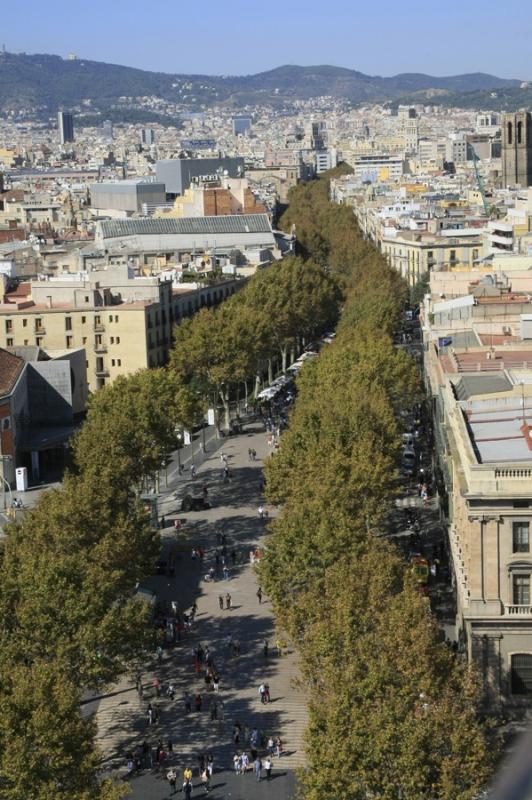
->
xmin=429 ymin=360 xmax=532 ymax=702
xmin=0 ymin=266 xmax=238 ymax=392
xmin=381 ymin=230 xmax=483 ymax=284
xmin=423 ymin=275 xmax=532 ymax=702
xmin=155 ymin=179 xmax=266 ymax=219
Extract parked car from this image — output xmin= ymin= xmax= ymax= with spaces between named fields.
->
xmin=401 ymin=447 xmax=417 ymax=475
xmin=411 ymin=554 xmax=429 ymax=596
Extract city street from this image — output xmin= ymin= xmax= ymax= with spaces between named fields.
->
xmin=91 ymin=418 xmax=307 ymax=799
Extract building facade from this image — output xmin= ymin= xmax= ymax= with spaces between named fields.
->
xmin=57 ymin=111 xmax=74 ymax=145
xmin=156 ymin=157 xmax=245 ymax=196
xmin=0 ymin=267 xmax=239 ymax=392
xmin=502 ymin=112 xmax=532 ymax=189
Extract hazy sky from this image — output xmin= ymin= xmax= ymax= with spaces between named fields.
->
xmin=3 ymin=0 xmax=530 ymax=79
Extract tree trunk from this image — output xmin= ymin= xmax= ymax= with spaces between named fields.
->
xmin=219 ymin=387 xmax=231 ymax=432
xmin=254 ymin=373 xmax=262 ymax=397
xmin=281 ymin=346 xmax=288 ymax=374
xmin=213 ymin=392 xmax=222 ymax=438
xmin=268 ymin=358 xmax=273 ymax=385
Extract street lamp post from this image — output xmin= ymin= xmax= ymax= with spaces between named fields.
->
xmin=0 ymin=474 xmax=12 ymax=512
xmin=0 ymin=430 xmax=13 ymax=510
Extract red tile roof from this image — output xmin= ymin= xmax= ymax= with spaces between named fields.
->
xmin=0 ymin=348 xmax=24 ymax=397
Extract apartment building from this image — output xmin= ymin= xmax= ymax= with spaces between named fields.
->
xmin=0 ymin=266 xmax=238 ymax=392
xmin=381 ymin=230 xmax=482 ymax=284
xmin=423 ymin=274 xmax=532 ymax=702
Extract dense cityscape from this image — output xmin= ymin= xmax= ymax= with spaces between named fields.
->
xmin=1 ymin=3 xmax=532 ymax=799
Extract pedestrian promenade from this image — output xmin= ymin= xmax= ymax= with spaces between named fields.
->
xmin=91 ymin=421 xmax=307 ymax=795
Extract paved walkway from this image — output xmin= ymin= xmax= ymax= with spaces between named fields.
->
xmin=90 ymin=420 xmax=307 ymax=796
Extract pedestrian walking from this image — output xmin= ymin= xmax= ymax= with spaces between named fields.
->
xmin=198 ymin=754 xmax=206 ymax=777
xmin=194 ymin=693 xmax=202 ymax=712
xmin=263 ymin=639 xmax=269 ymax=658
xmin=256 ymin=587 xmax=262 ymax=604
xmin=191 ymin=464 xmax=196 ymax=479
xmin=167 ymin=768 xmax=177 ymax=794
xmin=275 ymin=736 xmax=283 ymax=757
xmin=240 ymin=752 xmax=249 ymax=773
xmin=225 ymin=592 xmax=232 ymax=610
xmin=258 ymin=504 xmax=265 ymax=519
xmin=267 ymin=736 xmax=275 ymax=756
xmin=259 ymin=683 xmax=266 ymax=704
xmin=264 ymin=756 xmax=272 ymax=781
xmin=254 ymin=757 xmax=262 ymax=782
xmin=153 ymin=677 xmax=161 ymax=697
xmin=184 ymin=693 xmax=192 ymax=714
xmin=201 ymin=768 xmax=211 ymax=793
xmin=183 ymin=780 xmax=193 ymax=799
xmin=250 ymin=727 xmax=259 ymax=748
xmin=223 ymin=566 xmax=230 ymax=580
xmin=210 ymin=700 xmax=218 ymax=721
xmin=218 ymin=595 xmax=224 ymax=610
xmin=147 ymin=703 xmax=154 ymax=726
xmin=207 ymin=754 xmax=214 ymax=777
xmin=233 ymin=753 xmax=241 ymax=775
xmin=264 ymin=683 xmax=271 ymax=703
xmin=212 ymin=675 xmax=219 ymax=693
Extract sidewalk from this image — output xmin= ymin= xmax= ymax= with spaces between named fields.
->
xmin=92 ymin=420 xmax=307 ymax=795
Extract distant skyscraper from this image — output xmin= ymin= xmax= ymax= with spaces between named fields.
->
xmin=102 ymin=119 xmax=113 ymax=142
xmin=501 ymin=112 xmax=532 ymax=188
xmin=232 ymin=117 xmax=252 ymax=136
xmin=140 ymin=128 xmax=155 ymax=146
xmin=310 ymin=122 xmax=326 ymax=151
xmin=57 ymin=111 xmax=74 ymax=145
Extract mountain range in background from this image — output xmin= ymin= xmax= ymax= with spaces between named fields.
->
xmin=0 ymin=51 xmax=529 ymax=123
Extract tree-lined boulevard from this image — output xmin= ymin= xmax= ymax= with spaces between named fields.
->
xmin=0 ymin=167 xmax=495 ymax=799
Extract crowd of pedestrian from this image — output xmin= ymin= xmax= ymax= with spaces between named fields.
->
xmin=121 ymin=410 xmax=291 ymax=791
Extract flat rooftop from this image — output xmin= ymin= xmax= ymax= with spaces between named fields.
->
xmin=464 ymin=399 xmax=532 ymax=464
xmin=441 ymin=348 xmax=532 ymax=374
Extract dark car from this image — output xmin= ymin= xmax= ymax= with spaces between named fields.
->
xmin=181 ymin=494 xmax=210 ymax=512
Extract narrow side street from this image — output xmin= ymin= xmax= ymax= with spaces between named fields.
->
xmin=90 ymin=419 xmax=307 ymax=799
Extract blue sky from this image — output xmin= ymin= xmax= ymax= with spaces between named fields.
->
xmin=2 ymin=0 xmax=530 ymax=78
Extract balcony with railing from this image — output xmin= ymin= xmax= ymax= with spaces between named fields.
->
xmin=505 ymin=604 xmax=532 ymax=616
